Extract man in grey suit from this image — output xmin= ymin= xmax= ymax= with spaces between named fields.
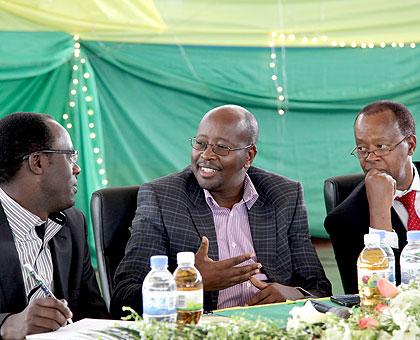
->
xmin=111 ymin=105 xmax=331 ymax=317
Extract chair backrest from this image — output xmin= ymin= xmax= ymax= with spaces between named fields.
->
xmin=90 ymin=186 xmax=139 ymax=310
xmin=323 ymin=173 xmax=364 ymax=214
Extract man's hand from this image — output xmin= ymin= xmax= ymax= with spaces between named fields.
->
xmin=0 ymin=297 xmax=72 ymax=340
xmin=365 ymin=168 xmax=396 ymax=231
xmin=195 ymin=236 xmax=261 ymax=291
xmin=246 ymin=276 xmax=304 ymax=306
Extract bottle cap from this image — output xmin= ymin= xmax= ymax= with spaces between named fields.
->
xmin=177 ymin=252 xmax=195 ymax=265
xmin=150 ymin=255 xmax=168 ymax=268
xmin=370 ymin=230 xmax=385 ymax=240
xmin=364 ymin=233 xmax=380 ymax=246
xmin=407 ymin=230 xmax=420 ymax=242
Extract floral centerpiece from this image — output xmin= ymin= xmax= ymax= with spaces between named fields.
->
xmin=287 ymin=278 xmax=420 ymax=339
xmin=93 ymin=279 xmax=420 ymax=339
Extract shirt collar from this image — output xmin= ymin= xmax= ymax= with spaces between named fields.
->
xmin=0 ymin=187 xmax=65 ymax=241
xmin=204 ymin=173 xmax=259 ymax=210
xmin=395 ymin=164 xmax=420 ymax=198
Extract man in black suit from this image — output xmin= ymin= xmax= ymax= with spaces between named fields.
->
xmin=111 ymin=105 xmax=331 ymax=317
xmin=0 ymin=112 xmax=108 ymax=339
xmin=325 ymin=100 xmax=417 ymax=293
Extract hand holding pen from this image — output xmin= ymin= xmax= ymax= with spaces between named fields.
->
xmin=0 ymin=266 xmax=73 ymax=339
xmin=24 ymin=264 xmax=73 ymax=324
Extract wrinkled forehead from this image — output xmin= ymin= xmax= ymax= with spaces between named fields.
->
xmin=197 ymin=108 xmax=248 ymax=137
xmin=354 ymin=110 xmax=402 ymax=141
xmin=45 ymin=119 xmax=74 ymax=149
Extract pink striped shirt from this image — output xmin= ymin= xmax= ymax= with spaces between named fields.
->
xmin=204 ymin=174 xmax=268 ymax=309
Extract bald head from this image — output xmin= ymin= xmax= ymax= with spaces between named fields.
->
xmin=201 ymin=105 xmax=259 ymax=145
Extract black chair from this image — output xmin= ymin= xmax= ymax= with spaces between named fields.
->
xmin=323 ymin=173 xmax=364 ymax=214
xmin=91 ymin=186 xmax=139 ymax=310
xmin=324 ymin=160 xmax=420 ymax=213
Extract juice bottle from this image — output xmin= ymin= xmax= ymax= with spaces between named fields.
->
xmin=174 ymin=252 xmax=203 ymax=325
xmin=357 ymin=233 xmax=389 ymax=311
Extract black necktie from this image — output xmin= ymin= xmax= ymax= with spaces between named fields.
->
xmin=29 ymin=223 xmax=47 ymax=300
xmin=35 ymin=223 xmax=46 ymax=242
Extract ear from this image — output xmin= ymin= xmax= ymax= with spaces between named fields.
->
xmin=407 ymin=135 xmax=417 ymax=156
xmin=243 ymin=145 xmax=257 ymax=170
xmin=27 ymin=153 xmax=44 ymax=175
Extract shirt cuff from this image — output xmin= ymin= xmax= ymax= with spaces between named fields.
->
xmin=295 ymin=287 xmax=315 ymax=297
xmin=369 ymin=227 xmax=399 ymax=248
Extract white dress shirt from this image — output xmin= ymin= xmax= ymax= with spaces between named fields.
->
xmin=0 ymin=188 xmax=62 ymax=300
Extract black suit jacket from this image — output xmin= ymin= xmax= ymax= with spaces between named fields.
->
xmin=110 ymin=166 xmax=331 ymax=317
xmin=0 ymin=204 xmax=108 ymax=327
xmin=324 ymin=181 xmax=408 ymax=294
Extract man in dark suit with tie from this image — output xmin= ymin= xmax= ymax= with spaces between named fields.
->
xmin=325 ymin=100 xmax=417 ymax=293
xmin=0 ymin=112 xmax=108 ymax=339
xmin=111 ymin=105 xmax=331 ymax=317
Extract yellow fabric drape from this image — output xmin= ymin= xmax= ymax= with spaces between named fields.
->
xmin=1 ymin=0 xmax=420 ymax=46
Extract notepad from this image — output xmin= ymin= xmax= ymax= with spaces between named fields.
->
xmin=26 ymin=318 xmax=134 ymax=339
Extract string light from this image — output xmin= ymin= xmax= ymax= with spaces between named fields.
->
xmin=267 ymin=31 xmax=417 ymax=118
xmin=267 ymin=30 xmax=418 ymax=49
xmin=268 ymin=32 xmax=288 ymax=116
xmin=63 ymin=34 xmax=109 ymax=187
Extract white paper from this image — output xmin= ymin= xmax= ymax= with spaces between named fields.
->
xmin=26 ymin=318 xmax=134 ymax=339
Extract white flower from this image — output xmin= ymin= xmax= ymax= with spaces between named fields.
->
xmin=286 ymin=301 xmax=327 ymax=330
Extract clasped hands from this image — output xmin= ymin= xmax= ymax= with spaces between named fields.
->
xmin=194 ymin=236 xmax=304 ymax=306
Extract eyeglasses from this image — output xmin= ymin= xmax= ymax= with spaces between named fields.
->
xmin=350 ymin=136 xmax=408 ymax=159
xmin=189 ymin=137 xmax=253 ymax=156
xmin=23 ymin=149 xmax=79 ymax=164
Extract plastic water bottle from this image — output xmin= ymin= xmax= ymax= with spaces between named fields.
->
xmin=174 ymin=252 xmax=203 ymax=325
xmin=370 ymin=230 xmax=396 ymax=285
xmin=142 ymin=255 xmax=177 ymax=323
xmin=357 ymin=234 xmax=389 ymax=311
xmin=400 ymin=231 xmax=420 ymax=284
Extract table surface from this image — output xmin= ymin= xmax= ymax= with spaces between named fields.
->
xmin=212 ymin=297 xmax=338 ymax=327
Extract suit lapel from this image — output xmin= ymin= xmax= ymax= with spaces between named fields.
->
xmin=391 ymin=209 xmax=408 ymax=249
xmin=248 ymin=195 xmax=277 ymax=275
xmin=50 ymin=221 xmax=71 ymax=300
xmin=186 ymin=176 xmax=218 ymax=261
xmin=0 ymin=204 xmax=27 ymax=312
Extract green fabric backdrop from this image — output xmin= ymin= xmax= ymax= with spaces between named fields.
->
xmin=1 ymin=32 xmax=420 ymax=263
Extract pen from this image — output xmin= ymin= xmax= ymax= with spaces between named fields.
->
xmin=23 ymin=263 xmax=73 ymax=324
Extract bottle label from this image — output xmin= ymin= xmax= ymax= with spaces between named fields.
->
xmin=176 ymin=290 xmax=203 ymax=311
xmin=401 ymin=261 xmax=420 ymax=284
xmin=358 ymin=269 xmax=388 ymax=289
xmin=143 ymin=291 xmax=176 ymax=315
xmin=387 ymin=261 xmax=396 ymax=284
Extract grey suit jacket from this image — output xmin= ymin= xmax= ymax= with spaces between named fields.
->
xmin=110 ymin=166 xmax=331 ymax=317
xmin=0 ymin=204 xmax=108 ymax=327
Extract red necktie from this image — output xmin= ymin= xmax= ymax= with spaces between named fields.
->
xmin=395 ymin=191 xmax=420 ymax=231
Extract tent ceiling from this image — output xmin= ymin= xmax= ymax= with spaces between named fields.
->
xmin=1 ymin=0 xmax=420 ymax=46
